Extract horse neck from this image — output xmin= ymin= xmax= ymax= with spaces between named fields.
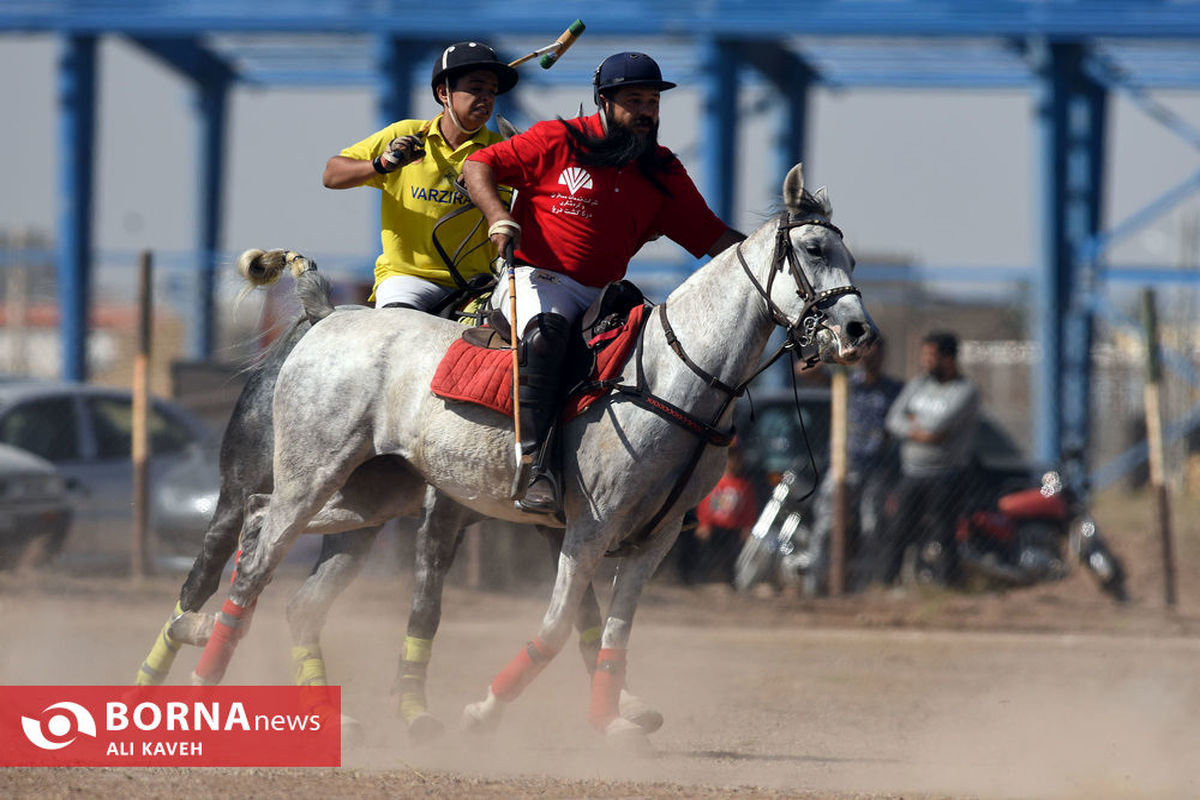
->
xmin=642 ymin=222 xmax=780 ymax=420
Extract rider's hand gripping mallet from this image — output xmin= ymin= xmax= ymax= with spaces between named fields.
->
xmin=507 ymin=19 xmax=586 ymax=69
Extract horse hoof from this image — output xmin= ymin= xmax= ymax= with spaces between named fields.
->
xmin=461 ymin=700 xmax=502 ymax=735
xmin=169 ymin=612 xmax=215 ymax=646
xmin=619 ymin=690 xmax=663 ymax=734
xmin=341 ymin=714 xmax=366 ymax=748
xmin=406 ymin=712 xmax=445 ymax=744
xmin=603 ymin=718 xmax=656 ymax=758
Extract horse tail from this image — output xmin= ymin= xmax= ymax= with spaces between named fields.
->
xmin=236 ymin=248 xmax=335 ymax=324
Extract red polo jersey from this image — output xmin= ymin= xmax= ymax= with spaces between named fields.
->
xmin=467 ymin=114 xmax=728 ymax=288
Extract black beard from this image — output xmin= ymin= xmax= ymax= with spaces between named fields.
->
xmin=568 ymin=114 xmax=655 ymax=168
xmin=559 ymin=112 xmax=677 ymax=195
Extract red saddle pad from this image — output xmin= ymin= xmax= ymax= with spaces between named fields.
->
xmin=430 ymin=304 xmax=648 ymax=421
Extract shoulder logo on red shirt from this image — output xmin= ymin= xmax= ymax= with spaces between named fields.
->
xmin=558 ymin=166 xmax=593 ymax=196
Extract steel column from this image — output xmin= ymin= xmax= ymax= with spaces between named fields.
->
xmin=375 ymin=35 xmax=420 ymax=127
xmin=773 ymin=76 xmax=811 ymax=188
xmin=372 ymin=36 xmax=427 ymax=259
xmin=1031 ymin=40 xmax=1106 ymax=469
xmin=189 ymin=77 xmax=228 ymax=359
xmin=1061 ymin=73 xmax=1106 ymax=464
xmin=55 ymin=34 xmax=97 ymax=382
xmin=700 ymin=37 xmax=739 ymax=227
xmin=1032 ymin=39 xmax=1066 ymax=466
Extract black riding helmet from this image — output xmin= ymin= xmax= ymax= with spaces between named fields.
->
xmin=592 ymin=51 xmax=677 ymax=106
xmin=430 ymin=42 xmax=519 ymax=104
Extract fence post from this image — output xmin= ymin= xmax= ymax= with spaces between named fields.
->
xmin=829 ymin=366 xmax=849 ymax=595
xmin=4 ymin=230 xmax=31 ymax=374
xmin=1141 ymin=288 xmax=1176 ymax=609
xmin=132 ymin=250 xmax=153 ymax=582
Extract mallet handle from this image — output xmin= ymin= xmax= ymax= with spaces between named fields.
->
xmin=507 ymin=245 xmax=523 ymax=460
xmin=508 ymin=44 xmax=559 ymax=68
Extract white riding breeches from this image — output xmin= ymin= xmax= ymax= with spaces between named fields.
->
xmin=489 ymin=266 xmax=602 ymax=333
xmin=374 ymin=274 xmax=457 ymax=311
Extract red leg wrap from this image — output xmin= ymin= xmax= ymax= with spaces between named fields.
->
xmin=194 ymin=599 xmax=252 ymax=684
xmin=491 ymin=637 xmax=557 ymax=702
xmin=589 ymin=648 xmax=627 ymax=731
xmin=298 ymin=685 xmax=339 ymax=728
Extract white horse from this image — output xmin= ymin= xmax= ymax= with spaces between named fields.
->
xmin=192 ymin=164 xmax=875 ymax=749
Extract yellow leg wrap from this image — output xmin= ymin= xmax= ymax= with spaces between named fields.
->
xmin=397 ymin=690 xmax=428 ymax=723
xmin=291 ymin=644 xmax=328 ymax=686
xmin=394 ymin=636 xmax=434 ymax=723
xmin=136 ymin=602 xmax=184 ymax=686
xmin=579 ymin=625 xmax=603 ymax=646
xmin=403 ymin=635 xmax=433 ymax=664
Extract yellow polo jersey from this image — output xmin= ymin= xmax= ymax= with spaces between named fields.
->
xmin=340 ymin=113 xmax=504 ymax=297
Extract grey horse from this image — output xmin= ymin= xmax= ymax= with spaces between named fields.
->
xmin=135 ymin=252 xmax=661 ymax=740
xmin=191 ymin=164 xmax=875 ymax=750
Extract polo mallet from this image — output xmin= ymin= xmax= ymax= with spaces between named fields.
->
xmin=503 ymin=240 xmax=533 ymax=500
xmin=507 ymin=20 xmax=586 ymax=69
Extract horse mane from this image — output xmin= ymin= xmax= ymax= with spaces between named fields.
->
xmin=774 ymin=188 xmax=829 ymax=219
xmin=796 ymin=189 xmax=828 ymax=216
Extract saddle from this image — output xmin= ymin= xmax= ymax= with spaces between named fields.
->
xmin=430 ymin=280 xmax=647 ymax=420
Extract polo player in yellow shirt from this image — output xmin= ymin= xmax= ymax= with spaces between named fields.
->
xmin=322 ymin=42 xmax=518 ymax=309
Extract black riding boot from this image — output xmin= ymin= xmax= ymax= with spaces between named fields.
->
xmin=514 ymin=312 xmax=570 ymax=515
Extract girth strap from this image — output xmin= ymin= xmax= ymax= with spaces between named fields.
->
xmin=606 ymin=303 xmax=741 ymax=557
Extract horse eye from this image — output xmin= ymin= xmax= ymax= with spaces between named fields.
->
xmin=804 ymin=243 xmax=823 ymax=257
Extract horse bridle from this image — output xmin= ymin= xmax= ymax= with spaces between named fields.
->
xmin=606 ymin=210 xmax=862 ymax=557
xmin=737 ymin=210 xmax=861 ymax=363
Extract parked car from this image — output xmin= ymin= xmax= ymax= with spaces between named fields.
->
xmin=0 ymin=442 xmax=73 ymax=568
xmin=0 ymin=379 xmax=216 ymax=566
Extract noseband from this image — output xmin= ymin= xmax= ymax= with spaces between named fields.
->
xmin=737 ymin=210 xmax=860 ymax=364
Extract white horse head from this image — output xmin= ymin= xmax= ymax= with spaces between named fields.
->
xmin=772 ymin=163 xmax=875 ymax=364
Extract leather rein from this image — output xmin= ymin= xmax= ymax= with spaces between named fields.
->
xmin=607 ymin=210 xmax=859 ymax=556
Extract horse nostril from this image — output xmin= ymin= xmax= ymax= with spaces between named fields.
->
xmin=846 ymin=321 xmax=871 ymax=345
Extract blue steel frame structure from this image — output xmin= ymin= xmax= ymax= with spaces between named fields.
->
xmin=5 ymin=0 xmax=1200 ymax=477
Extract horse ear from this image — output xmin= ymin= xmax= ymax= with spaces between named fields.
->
xmin=496 ymin=115 xmax=522 ymax=140
xmin=813 ymin=186 xmax=832 ymax=218
xmin=783 ymin=163 xmax=805 ymax=212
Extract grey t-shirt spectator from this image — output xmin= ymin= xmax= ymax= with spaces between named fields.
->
xmin=885 ymin=374 xmax=979 ymax=477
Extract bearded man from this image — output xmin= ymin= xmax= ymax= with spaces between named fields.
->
xmin=464 ymin=51 xmax=744 ymax=513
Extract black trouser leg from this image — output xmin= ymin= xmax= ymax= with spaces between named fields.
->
xmin=515 ymin=313 xmax=570 ymax=513
xmin=517 ymin=312 xmax=570 ymax=455
xmin=877 ymin=475 xmax=928 ymax=585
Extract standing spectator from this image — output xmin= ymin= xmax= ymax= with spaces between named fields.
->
xmin=685 ymin=446 xmax=759 ymax=586
xmin=810 ymin=337 xmax=903 ymax=592
xmin=874 ymin=331 xmax=980 ymax=586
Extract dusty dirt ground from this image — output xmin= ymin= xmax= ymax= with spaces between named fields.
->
xmin=2 ymin=490 xmax=1199 ymax=799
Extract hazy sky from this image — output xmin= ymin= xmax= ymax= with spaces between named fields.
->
xmin=3 ymin=33 xmax=1200 ymax=286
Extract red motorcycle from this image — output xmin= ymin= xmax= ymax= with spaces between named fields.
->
xmin=948 ymin=469 xmax=1128 ymax=602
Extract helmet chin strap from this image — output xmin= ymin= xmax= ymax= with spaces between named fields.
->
xmin=443 ymin=79 xmax=484 ymax=136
